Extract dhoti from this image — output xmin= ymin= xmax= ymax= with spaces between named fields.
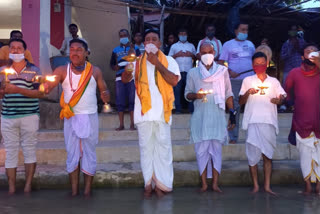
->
xmin=296 ymin=132 xmax=320 ymax=183
xmin=246 ymin=123 xmax=276 ymax=166
xmin=64 ymin=113 xmax=99 ymax=176
xmin=137 ymin=121 xmax=173 ymax=192
xmin=195 ymin=140 xmax=223 ymax=178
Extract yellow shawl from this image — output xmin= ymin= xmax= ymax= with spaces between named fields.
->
xmin=135 ymin=51 xmax=174 ymax=123
xmin=60 ymin=62 xmax=93 ymax=119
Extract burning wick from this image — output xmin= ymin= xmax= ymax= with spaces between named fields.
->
xmin=198 ymin=88 xmax=213 ymax=103
xmin=2 ymin=68 xmax=16 ymax=82
xmin=257 ymin=86 xmax=268 ymax=95
xmin=102 ymin=103 xmax=112 ymax=113
xmin=33 ymin=75 xmax=56 ymax=93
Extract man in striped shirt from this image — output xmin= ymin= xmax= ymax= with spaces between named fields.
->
xmin=0 ymin=38 xmax=42 ymax=194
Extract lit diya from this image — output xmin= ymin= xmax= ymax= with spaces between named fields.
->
xmin=257 ymin=86 xmax=268 ymax=95
xmin=198 ymin=88 xmax=213 ymax=103
xmin=122 ymin=53 xmax=138 ymax=73
xmin=102 ymin=103 xmax=112 ymax=113
xmin=0 ymin=68 xmax=16 ymax=86
xmin=32 ymin=75 xmax=56 ymax=93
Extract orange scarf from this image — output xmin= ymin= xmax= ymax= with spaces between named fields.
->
xmin=60 ymin=62 xmax=93 ymax=119
xmin=135 ymin=51 xmax=174 ymax=123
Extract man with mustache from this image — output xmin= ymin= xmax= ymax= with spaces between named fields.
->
xmin=44 ymin=39 xmax=110 ymax=196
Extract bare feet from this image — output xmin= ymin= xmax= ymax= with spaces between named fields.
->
xmin=24 ymin=184 xmax=32 ymax=193
xmin=84 ymin=191 xmax=91 ymax=198
xmin=212 ymin=185 xmax=222 ymax=193
xmin=303 ymin=183 xmax=312 ymax=195
xmin=115 ymin=126 xmax=124 ymax=131
xmin=8 ymin=184 xmax=16 ymax=195
xmin=144 ymin=185 xmax=152 ymax=198
xmin=229 ymin=140 xmax=236 ymax=144
xmin=130 ymin=124 xmax=136 ymax=130
xmin=155 ymin=186 xmax=165 ymax=198
xmin=316 ymin=183 xmax=320 ymax=194
xmin=264 ymin=188 xmax=277 ymax=196
xmin=199 ymin=184 xmax=208 ymax=193
xmin=250 ymin=186 xmax=259 ymax=194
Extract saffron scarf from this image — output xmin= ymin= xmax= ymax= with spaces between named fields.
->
xmin=135 ymin=51 xmax=174 ymax=123
xmin=60 ymin=62 xmax=93 ymax=119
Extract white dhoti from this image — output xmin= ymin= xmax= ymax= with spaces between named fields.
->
xmin=194 ymin=140 xmax=223 ymax=178
xmin=296 ymin=132 xmax=320 ymax=183
xmin=246 ymin=123 xmax=276 ymax=166
xmin=64 ymin=113 xmax=99 ymax=176
xmin=137 ymin=121 xmax=173 ymax=192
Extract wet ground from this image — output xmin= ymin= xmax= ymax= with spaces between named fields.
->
xmin=0 ymin=186 xmax=319 ymax=214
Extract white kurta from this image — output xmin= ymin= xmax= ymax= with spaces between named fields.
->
xmin=133 ymin=55 xmax=180 ymax=191
xmin=296 ymin=132 xmax=320 ymax=183
xmin=239 ymin=74 xmax=286 ymax=134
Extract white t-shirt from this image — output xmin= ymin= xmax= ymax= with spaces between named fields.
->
xmin=239 ymin=75 xmax=286 ymax=134
xmin=133 ymin=56 xmax=181 ymax=125
xmin=60 ymin=37 xmax=89 ymax=55
xmin=169 ymin=41 xmax=196 ymax=72
xmin=196 ymin=37 xmax=222 ymax=58
xmin=219 ymin=39 xmax=255 ymax=80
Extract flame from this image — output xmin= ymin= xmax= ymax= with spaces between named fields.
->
xmin=45 ymin=75 xmax=56 ymax=82
xmin=4 ymin=68 xmax=15 ymax=75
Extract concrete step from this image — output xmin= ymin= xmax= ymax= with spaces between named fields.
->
xmin=37 ymin=102 xmax=293 ymax=130
xmin=0 ymin=160 xmax=303 ymax=188
xmin=0 ymin=140 xmax=299 ymax=166
xmin=37 ymin=127 xmax=291 ymax=142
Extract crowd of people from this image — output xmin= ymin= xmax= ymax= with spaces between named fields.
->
xmin=0 ymin=20 xmax=319 ymax=198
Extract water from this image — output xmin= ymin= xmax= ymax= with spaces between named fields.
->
xmin=0 ymin=186 xmax=319 ymax=214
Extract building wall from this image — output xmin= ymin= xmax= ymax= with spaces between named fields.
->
xmin=71 ymin=0 xmax=129 ymax=104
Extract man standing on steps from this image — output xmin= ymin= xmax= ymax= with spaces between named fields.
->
xmin=169 ymin=28 xmax=196 ymax=113
xmin=285 ymin=44 xmax=320 ymax=195
xmin=218 ymin=21 xmax=255 ymax=144
xmin=122 ymin=29 xmax=180 ymax=197
xmin=110 ymin=29 xmax=141 ymax=131
xmin=44 ymin=39 xmax=110 ymax=196
xmin=0 ymin=39 xmax=42 ymax=194
xmin=239 ymin=52 xmax=286 ymax=195
xmin=196 ymin=24 xmax=222 ymax=60
xmin=185 ymin=42 xmax=235 ymax=193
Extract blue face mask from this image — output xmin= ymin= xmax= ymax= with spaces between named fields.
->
xmin=237 ymin=32 xmax=248 ymax=41
xmin=120 ymin=37 xmax=129 ymax=45
xmin=179 ymin=35 xmax=187 ymax=43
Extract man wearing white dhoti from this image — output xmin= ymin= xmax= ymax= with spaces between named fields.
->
xmin=239 ymin=52 xmax=286 ymax=195
xmin=122 ymin=29 xmax=180 ymax=197
xmin=44 ymin=39 xmax=110 ymax=196
xmin=285 ymin=44 xmax=320 ymax=194
xmin=185 ymin=42 xmax=235 ymax=192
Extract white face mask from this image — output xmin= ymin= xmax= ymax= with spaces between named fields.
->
xmin=201 ymin=54 xmax=214 ymax=66
xmin=145 ymin=43 xmax=158 ymax=54
xmin=9 ymin=53 xmax=25 ymax=63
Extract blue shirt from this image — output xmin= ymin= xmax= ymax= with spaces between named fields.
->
xmin=110 ymin=45 xmax=141 ymax=78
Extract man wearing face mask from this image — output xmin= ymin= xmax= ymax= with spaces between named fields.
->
xmin=122 ymin=29 xmax=180 ymax=197
xmin=185 ymin=42 xmax=235 ymax=193
xmin=0 ymin=39 xmax=42 ymax=194
xmin=218 ymin=21 xmax=255 ymax=144
xmin=110 ymin=29 xmax=141 ymax=131
xmin=0 ymin=30 xmax=34 ymax=67
xmin=239 ymin=52 xmax=286 ymax=195
xmin=285 ymin=44 xmax=320 ymax=195
xmin=169 ymin=28 xmax=196 ymax=113
xmin=196 ymin=24 xmax=222 ymax=60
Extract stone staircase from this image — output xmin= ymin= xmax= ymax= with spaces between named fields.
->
xmin=0 ymin=102 xmax=304 ymax=188
xmin=0 ymin=102 xmax=298 ymax=166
